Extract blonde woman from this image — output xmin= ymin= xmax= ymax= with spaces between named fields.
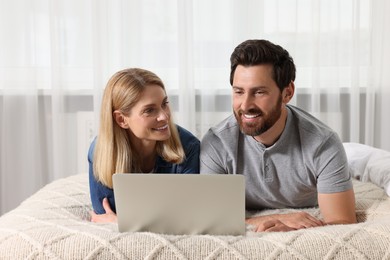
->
xmin=88 ymin=68 xmax=200 ymax=223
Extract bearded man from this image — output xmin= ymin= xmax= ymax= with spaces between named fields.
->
xmin=200 ymin=39 xmax=357 ymax=232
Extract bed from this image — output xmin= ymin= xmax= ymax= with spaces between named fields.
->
xmin=0 ymin=143 xmax=389 ymax=259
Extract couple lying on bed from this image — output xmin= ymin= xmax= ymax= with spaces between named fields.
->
xmin=88 ymin=39 xmax=357 ymax=232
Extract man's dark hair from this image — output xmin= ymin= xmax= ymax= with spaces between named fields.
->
xmin=230 ymin=39 xmax=296 ymax=92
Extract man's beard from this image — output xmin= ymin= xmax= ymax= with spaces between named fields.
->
xmin=234 ymin=95 xmax=283 ymax=136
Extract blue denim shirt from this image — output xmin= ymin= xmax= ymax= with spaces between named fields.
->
xmin=88 ymin=125 xmax=200 ymax=214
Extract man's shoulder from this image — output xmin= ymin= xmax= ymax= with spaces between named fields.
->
xmin=201 ymin=115 xmax=241 ymax=151
xmin=206 ymin=115 xmax=240 ymax=138
xmin=288 ymin=105 xmax=337 ymax=139
xmin=286 ymin=105 xmax=345 ymax=160
xmin=200 ymin=115 xmax=240 ymax=173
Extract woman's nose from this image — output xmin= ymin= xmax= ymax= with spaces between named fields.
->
xmin=157 ymin=109 xmax=169 ymax=121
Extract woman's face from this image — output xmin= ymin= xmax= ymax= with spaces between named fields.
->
xmin=121 ymin=85 xmax=171 ymax=142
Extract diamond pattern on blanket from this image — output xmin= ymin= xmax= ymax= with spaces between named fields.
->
xmin=1 ymin=174 xmax=390 ymax=259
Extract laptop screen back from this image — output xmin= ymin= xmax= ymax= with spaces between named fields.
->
xmin=113 ymin=174 xmax=245 ymax=236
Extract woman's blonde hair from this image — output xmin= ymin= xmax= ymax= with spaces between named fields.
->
xmin=93 ymin=68 xmax=185 ymax=188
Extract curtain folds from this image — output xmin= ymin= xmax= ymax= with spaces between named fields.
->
xmin=1 ymin=0 xmax=389 ymax=214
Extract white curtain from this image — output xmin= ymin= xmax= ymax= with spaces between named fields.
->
xmin=1 ymin=0 xmax=389 ymax=215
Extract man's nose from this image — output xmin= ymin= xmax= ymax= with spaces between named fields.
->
xmin=241 ymin=94 xmax=254 ymax=112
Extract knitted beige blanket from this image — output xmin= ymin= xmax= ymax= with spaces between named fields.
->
xmin=0 ymin=174 xmax=389 ymax=259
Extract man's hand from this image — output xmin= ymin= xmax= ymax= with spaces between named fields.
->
xmin=246 ymin=212 xmax=325 ymax=232
xmin=246 ymin=217 xmax=296 ymax=232
xmin=90 ymin=198 xmax=118 ymax=223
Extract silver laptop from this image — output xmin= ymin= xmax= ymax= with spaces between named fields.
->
xmin=113 ymin=174 xmax=245 ymax=236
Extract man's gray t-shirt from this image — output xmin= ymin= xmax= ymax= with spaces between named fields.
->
xmin=200 ymin=105 xmax=352 ymax=210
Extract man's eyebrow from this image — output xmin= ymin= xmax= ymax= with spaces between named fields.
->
xmin=251 ymin=86 xmax=268 ymax=90
xmin=232 ymin=86 xmax=268 ymax=90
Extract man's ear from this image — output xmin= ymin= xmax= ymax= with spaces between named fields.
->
xmin=113 ymin=110 xmax=129 ymax=129
xmin=282 ymin=81 xmax=295 ymax=103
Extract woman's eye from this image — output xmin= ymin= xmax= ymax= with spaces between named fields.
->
xmin=144 ymin=108 xmax=155 ymax=114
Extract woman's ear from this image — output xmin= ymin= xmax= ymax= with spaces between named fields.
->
xmin=282 ymin=81 xmax=295 ymax=103
xmin=113 ymin=110 xmax=129 ymax=129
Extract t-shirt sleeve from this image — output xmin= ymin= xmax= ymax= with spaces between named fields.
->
xmin=316 ymin=133 xmax=353 ymax=193
xmin=200 ymin=129 xmax=227 ymax=174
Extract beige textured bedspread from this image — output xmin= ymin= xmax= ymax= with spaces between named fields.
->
xmin=0 ymin=174 xmax=389 ymax=259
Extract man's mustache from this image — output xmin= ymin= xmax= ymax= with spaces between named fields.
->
xmin=237 ymin=109 xmax=264 ymax=116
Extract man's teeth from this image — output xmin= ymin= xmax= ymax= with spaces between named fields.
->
xmin=244 ymin=114 xmax=260 ymax=119
xmin=156 ymin=125 xmax=168 ymax=130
